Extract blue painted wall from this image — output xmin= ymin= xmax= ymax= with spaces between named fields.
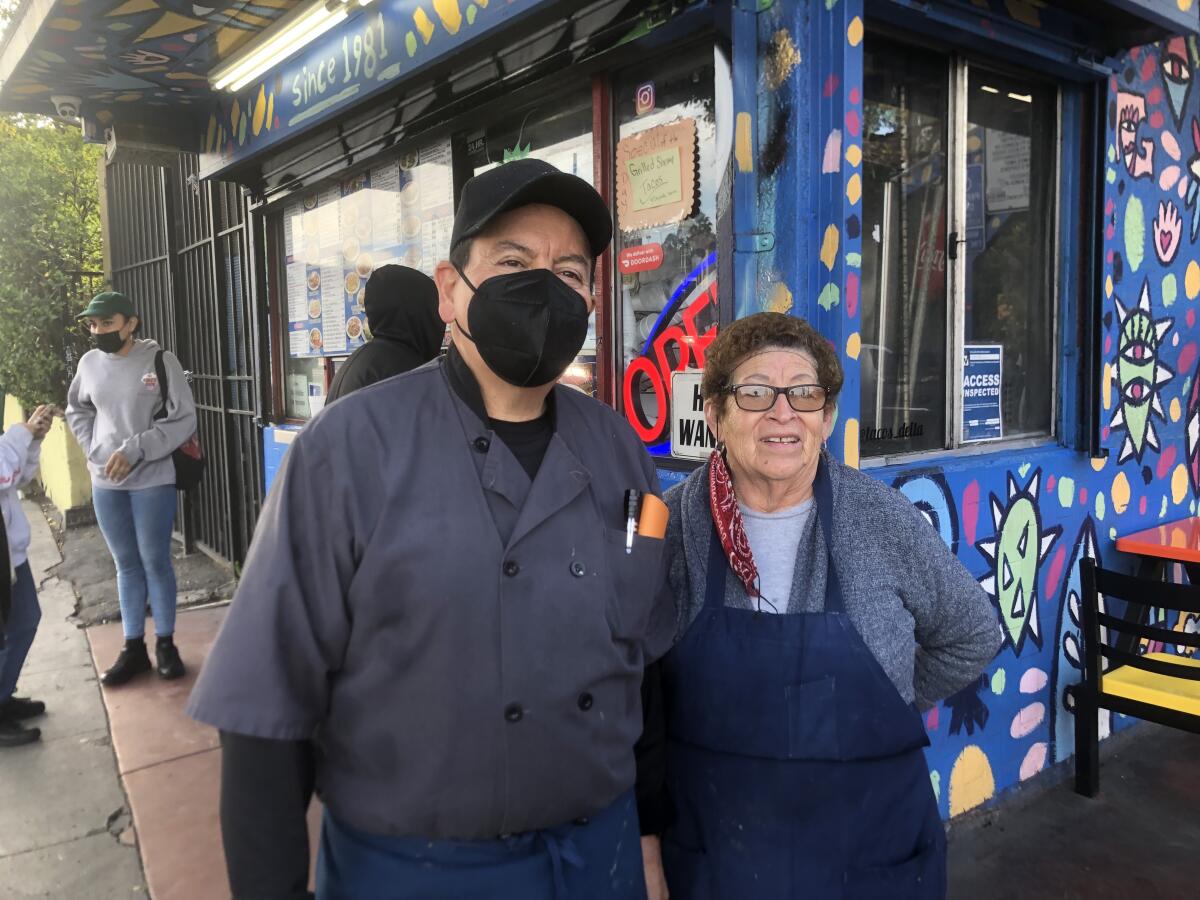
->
xmin=731 ymin=0 xmax=1200 ymax=819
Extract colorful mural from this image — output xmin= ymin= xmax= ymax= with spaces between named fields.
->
xmin=0 ymin=1 xmax=291 ymax=126
xmin=748 ymin=0 xmax=1200 ymax=821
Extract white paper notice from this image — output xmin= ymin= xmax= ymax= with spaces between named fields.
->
xmin=370 ymin=161 xmax=402 ymax=250
xmin=417 ymin=139 xmax=454 ymax=277
xmin=289 ymin=329 xmax=309 ymax=358
xmin=288 ymin=374 xmax=308 ymax=404
xmin=286 ymin=264 xmax=308 ymax=323
xmin=318 ymin=186 xmax=341 ymax=250
xmin=284 ymin=204 xmax=299 ymax=261
xmin=320 ymin=260 xmax=347 ymax=354
xmin=985 ymin=129 xmax=1030 ymax=213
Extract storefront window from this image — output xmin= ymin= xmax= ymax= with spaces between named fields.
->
xmin=964 ymin=69 xmax=1055 ymax=441
xmin=278 ymin=138 xmax=453 ymax=419
xmin=614 ymin=48 xmax=718 ymax=457
xmin=466 ymin=93 xmax=598 ymax=396
xmin=861 ymin=41 xmax=949 ymax=455
xmin=861 ymin=36 xmax=1056 ymax=458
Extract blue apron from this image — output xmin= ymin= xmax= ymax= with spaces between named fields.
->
xmin=316 ymin=788 xmax=647 ymax=900
xmin=661 ymin=459 xmax=946 ymax=899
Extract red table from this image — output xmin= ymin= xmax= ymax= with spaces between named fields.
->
xmin=1113 ymin=516 xmax=1200 ymax=654
xmin=1115 ymin=516 xmax=1200 ymax=566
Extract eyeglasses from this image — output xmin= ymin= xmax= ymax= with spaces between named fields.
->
xmin=725 ymin=383 xmax=829 ymax=413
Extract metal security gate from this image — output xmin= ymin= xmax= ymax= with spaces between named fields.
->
xmin=107 ymin=163 xmax=178 ymax=352
xmin=170 ymin=154 xmax=262 ymax=564
xmin=104 ymin=156 xmax=263 ymax=565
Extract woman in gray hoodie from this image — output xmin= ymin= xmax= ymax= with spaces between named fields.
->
xmin=66 ymin=292 xmax=197 ymax=686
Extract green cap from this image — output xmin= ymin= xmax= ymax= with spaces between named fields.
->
xmin=77 ymin=291 xmax=135 ymax=320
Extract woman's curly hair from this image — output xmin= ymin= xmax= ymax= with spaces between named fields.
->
xmin=701 ymin=312 xmax=843 ymax=418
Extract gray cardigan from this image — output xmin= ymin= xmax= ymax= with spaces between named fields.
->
xmin=664 ymin=454 xmax=1002 ymax=709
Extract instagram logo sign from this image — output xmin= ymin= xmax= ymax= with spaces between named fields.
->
xmin=635 ymin=82 xmax=655 ymax=116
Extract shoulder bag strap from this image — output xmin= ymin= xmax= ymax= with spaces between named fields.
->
xmin=153 ymin=350 xmax=169 ymax=422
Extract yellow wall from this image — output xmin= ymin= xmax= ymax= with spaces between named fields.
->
xmin=3 ymin=395 xmax=92 ymax=517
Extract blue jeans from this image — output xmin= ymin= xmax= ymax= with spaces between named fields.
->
xmin=0 ymin=563 xmax=42 ymax=704
xmin=93 ymin=484 xmax=178 ymax=639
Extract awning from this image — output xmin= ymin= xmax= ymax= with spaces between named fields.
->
xmin=873 ymin=0 xmax=1199 ymax=79
xmin=0 ymin=0 xmax=291 ymax=147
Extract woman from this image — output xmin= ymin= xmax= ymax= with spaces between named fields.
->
xmin=651 ymin=313 xmax=1000 ymax=899
xmin=66 ymin=291 xmax=198 ymax=687
xmin=0 ymin=404 xmax=54 ymax=746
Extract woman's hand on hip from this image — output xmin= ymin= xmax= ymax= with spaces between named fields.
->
xmin=104 ymin=450 xmax=134 ymax=482
xmin=641 ymin=835 xmax=669 ymax=900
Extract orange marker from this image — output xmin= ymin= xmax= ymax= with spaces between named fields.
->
xmin=637 ymin=494 xmax=669 ymax=540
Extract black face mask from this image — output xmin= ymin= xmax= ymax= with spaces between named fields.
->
xmin=93 ymin=331 xmax=127 ymax=354
xmin=454 ymin=267 xmax=589 ymax=388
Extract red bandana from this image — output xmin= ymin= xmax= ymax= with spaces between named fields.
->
xmin=707 ymin=449 xmax=760 ymax=598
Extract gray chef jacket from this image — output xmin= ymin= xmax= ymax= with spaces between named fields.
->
xmin=187 ymin=354 xmax=674 ymax=840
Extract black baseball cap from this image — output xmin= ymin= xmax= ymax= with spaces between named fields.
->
xmin=450 ymin=159 xmax=613 ymax=258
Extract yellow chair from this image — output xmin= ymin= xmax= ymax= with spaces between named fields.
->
xmin=1072 ymin=559 xmax=1200 ymax=797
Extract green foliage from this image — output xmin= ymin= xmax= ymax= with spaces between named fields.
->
xmin=0 ymin=116 xmax=103 ymax=407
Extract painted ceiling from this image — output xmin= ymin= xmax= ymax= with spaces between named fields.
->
xmin=0 ymin=0 xmax=292 ymax=124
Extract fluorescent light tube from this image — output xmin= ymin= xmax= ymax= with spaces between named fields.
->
xmin=211 ymin=1 xmax=351 ymax=93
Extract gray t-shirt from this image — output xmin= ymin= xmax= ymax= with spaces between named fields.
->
xmin=739 ymin=499 xmax=813 ymax=613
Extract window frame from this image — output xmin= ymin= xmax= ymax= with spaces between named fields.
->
xmin=861 ymin=40 xmax=1067 ymax=468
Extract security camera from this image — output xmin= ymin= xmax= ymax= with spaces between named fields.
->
xmin=51 ymin=95 xmax=82 ymax=119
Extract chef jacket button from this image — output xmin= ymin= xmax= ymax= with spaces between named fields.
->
xmin=473 ymin=436 xmax=491 ymax=453
xmin=577 ymin=692 xmax=594 ymax=711
xmin=504 ymin=703 xmax=524 ymax=723
xmin=570 ymin=561 xmax=587 ymax=577
xmin=503 ymin=560 xmax=520 ymax=577
xmin=573 ymin=817 xmax=589 ymax=826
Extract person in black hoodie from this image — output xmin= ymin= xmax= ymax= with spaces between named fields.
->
xmin=327 ymin=265 xmax=444 ymax=402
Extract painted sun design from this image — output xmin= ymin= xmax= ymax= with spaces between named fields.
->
xmin=1110 ymin=280 xmax=1174 ymax=464
xmin=976 ymin=468 xmax=1061 ymax=656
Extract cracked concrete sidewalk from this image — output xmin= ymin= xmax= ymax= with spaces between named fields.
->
xmin=48 ymin=515 xmax=235 ymax=629
xmin=0 ymin=500 xmax=147 ymax=899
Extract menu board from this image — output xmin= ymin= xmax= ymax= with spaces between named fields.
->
xmin=283 ymin=137 xmax=454 ymax=358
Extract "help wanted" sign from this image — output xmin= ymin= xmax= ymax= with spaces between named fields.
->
xmin=671 ymin=371 xmax=717 ymax=460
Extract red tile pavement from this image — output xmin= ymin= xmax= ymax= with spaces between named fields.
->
xmin=122 ymin=747 xmax=225 ymax=900
xmin=87 ymin=605 xmax=320 ymax=900
xmin=87 ymin=608 xmax=223 ymax=775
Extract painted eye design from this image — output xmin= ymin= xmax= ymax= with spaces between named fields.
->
xmin=1121 ymin=376 xmax=1153 ymax=405
xmin=1120 ymin=338 xmax=1153 ymax=364
xmin=1163 ymin=50 xmax=1191 ymax=85
xmin=1119 ymin=105 xmax=1141 ymax=134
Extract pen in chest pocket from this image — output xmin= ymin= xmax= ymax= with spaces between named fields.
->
xmin=622 ymin=491 xmax=669 ymax=553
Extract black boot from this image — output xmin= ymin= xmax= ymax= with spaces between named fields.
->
xmin=1 ymin=696 xmax=46 ymax=720
xmin=0 ymin=715 xmax=41 ymax=747
xmin=155 ymin=636 xmax=185 ymax=680
xmin=101 ymin=639 xmax=152 ymax=686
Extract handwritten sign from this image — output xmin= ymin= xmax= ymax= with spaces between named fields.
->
xmin=628 ymin=148 xmax=682 ymax=211
xmin=616 ymin=118 xmax=697 ymax=231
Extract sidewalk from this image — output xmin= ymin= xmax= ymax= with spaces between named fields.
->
xmin=86 ymin=600 xmax=324 ymax=900
xmin=0 ymin=501 xmax=146 ymax=898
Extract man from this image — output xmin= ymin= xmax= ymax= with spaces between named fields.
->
xmin=0 ymin=404 xmax=54 ymax=747
xmin=188 ymin=159 xmax=673 ymax=899
xmin=326 ymin=264 xmax=444 ymax=402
